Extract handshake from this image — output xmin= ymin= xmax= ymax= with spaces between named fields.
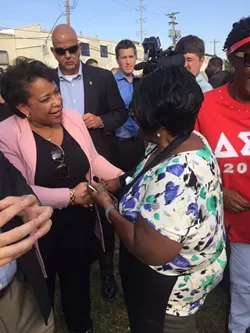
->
xmin=0 ymin=178 xmax=121 ymax=268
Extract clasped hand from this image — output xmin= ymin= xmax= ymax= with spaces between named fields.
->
xmin=87 ymin=182 xmax=115 ymax=210
xmin=72 ymin=182 xmax=93 ymax=207
xmin=83 ymin=113 xmax=103 ymax=129
xmin=224 ymin=188 xmax=250 ymax=213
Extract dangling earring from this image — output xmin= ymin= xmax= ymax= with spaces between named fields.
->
xmin=157 ymin=132 xmax=161 ymax=138
xmin=26 ymin=113 xmax=31 ymax=119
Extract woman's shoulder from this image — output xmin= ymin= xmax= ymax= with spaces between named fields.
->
xmin=149 ymin=138 xmax=218 ymax=186
xmin=63 ymin=108 xmax=82 ymax=122
xmin=145 ymin=135 xmax=216 ymax=175
xmin=0 ymin=115 xmax=20 ymax=136
xmin=62 ymin=108 xmax=88 ymax=133
xmin=0 ymin=116 xmax=21 ymax=153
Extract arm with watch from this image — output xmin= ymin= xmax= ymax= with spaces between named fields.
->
xmin=88 ymin=136 xmax=189 ymax=266
xmin=88 ymin=180 xmax=181 ymax=266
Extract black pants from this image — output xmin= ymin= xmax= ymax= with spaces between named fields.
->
xmin=38 ymin=207 xmax=100 ymax=332
xmin=115 ymin=137 xmax=145 ymax=172
xmin=119 ymin=244 xmax=178 ymax=333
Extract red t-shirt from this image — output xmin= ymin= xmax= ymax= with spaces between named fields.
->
xmin=196 ymin=83 xmax=250 ymax=244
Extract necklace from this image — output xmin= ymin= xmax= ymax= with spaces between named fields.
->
xmin=30 ymin=123 xmax=55 ymax=142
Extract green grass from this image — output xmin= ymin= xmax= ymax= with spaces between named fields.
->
xmin=54 ymin=251 xmax=231 ymax=333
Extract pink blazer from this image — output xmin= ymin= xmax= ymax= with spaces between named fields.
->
xmin=0 ymin=109 xmax=122 ymax=208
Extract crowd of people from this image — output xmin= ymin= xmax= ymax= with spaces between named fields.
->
xmin=0 ymin=13 xmax=249 ymax=333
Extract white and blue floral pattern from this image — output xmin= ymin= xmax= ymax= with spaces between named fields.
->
xmin=119 ymin=133 xmax=226 ymax=316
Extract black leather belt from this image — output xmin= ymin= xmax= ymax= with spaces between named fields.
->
xmin=117 ymin=136 xmax=139 ymax=142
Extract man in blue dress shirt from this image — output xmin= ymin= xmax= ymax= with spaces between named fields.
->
xmin=114 ymin=40 xmax=145 ymax=171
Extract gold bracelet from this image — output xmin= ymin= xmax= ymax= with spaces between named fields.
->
xmin=69 ymin=189 xmax=75 ymax=205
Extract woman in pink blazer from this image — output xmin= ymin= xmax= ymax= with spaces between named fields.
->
xmin=0 ymin=58 xmax=122 ymax=333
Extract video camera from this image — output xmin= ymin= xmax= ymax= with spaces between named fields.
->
xmin=134 ymin=37 xmax=185 ymax=75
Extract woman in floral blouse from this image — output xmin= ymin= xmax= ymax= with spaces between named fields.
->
xmin=89 ymin=66 xmax=226 ymax=333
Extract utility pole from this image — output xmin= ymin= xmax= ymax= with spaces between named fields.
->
xmin=65 ymin=0 xmax=70 ymax=26
xmin=166 ymin=12 xmax=181 ymax=48
xmin=210 ymin=39 xmax=220 ymax=55
xmin=136 ymin=0 xmax=147 ymax=44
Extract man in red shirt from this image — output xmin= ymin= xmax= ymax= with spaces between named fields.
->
xmin=196 ymin=16 xmax=250 ymax=333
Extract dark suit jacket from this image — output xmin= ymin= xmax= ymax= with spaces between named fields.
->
xmin=55 ymin=63 xmax=127 ymax=163
xmin=209 ymin=70 xmax=228 ymax=88
xmin=0 ymin=152 xmax=51 ymax=324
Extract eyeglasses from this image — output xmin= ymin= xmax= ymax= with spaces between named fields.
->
xmin=51 ymin=146 xmax=69 ymax=178
xmin=234 ymin=52 xmax=250 ymax=67
xmin=54 ymin=44 xmax=79 ymax=56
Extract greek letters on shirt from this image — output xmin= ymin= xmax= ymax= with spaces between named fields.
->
xmin=214 ymin=132 xmax=250 ymax=174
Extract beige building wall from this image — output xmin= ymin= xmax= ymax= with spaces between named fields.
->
xmin=0 ymin=24 xmax=145 ymax=71
xmin=0 ymin=31 xmax=16 ymax=68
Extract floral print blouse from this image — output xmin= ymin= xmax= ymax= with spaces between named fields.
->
xmin=119 ymin=132 xmax=227 ymax=316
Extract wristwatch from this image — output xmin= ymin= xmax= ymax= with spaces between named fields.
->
xmin=105 ymin=204 xmax=116 ymax=223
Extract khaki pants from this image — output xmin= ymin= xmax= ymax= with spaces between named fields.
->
xmin=0 ymin=272 xmax=54 ymax=333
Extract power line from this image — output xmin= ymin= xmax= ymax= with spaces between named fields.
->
xmin=71 ymin=0 xmax=79 ymax=9
xmin=44 ymin=12 xmax=66 ymax=54
xmin=56 ymin=0 xmax=64 ymax=13
xmin=210 ymin=39 xmax=220 ymax=55
xmin=136 ymin=0 xmax=147 ymax=44
xmin=111 ymin=0 xmax=164 ymax=16
xmin=64 ymin=0 xmax=78 ymax=25
xmin=166 ymin=12 xmax=181 ymax=48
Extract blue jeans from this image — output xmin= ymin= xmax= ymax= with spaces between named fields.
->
xmin=229 ymin=243 xmax=250 ymax=333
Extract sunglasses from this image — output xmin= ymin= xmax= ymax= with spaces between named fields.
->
xmin=234 ymin=52 xmax=250 ymax=67
xmin=54 ymin=44 xmax=79 ymax=56
xmin=51 ymin=146 xmax=69 ymax=178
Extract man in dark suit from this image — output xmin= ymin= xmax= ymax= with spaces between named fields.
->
xmin=51 ymin=24 xmax=127 ymax=299
xmin=0 ymin=75 xmax=13 ymax=122
xmin=0 ymin=152 xmax=54 ymax=333
xmin=205 ymin=57 xmax=228 ymax=88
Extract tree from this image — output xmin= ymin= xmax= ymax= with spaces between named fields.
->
xmin=225 ymin=60 xmax=232 ymax=72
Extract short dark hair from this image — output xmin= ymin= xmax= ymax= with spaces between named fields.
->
xmin=132 ymin=66 xmax=204 ymax=137
xmin=224 ymin=16 xmax=250 ymax=52
xmin=209 ymin=56 xmax=223 ymax=69
xmin=175 ymin=35 xmax=205 ymax=58
xmin=86 ymin=58 xmax=98 ymax=66
xmin=115 ymin=39 xmax=137 ymax=58
xmin=1 ymin=57 xmax=55 ymax=118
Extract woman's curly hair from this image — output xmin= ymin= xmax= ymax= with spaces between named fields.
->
xmin=224 ymin=16 xmax=250 ymax=52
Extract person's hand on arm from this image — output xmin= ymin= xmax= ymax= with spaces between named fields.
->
xmin=223 ymin=188 xmax=250 ymax=213
xmin=0 ymin=195 xmax=52 ymax=266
